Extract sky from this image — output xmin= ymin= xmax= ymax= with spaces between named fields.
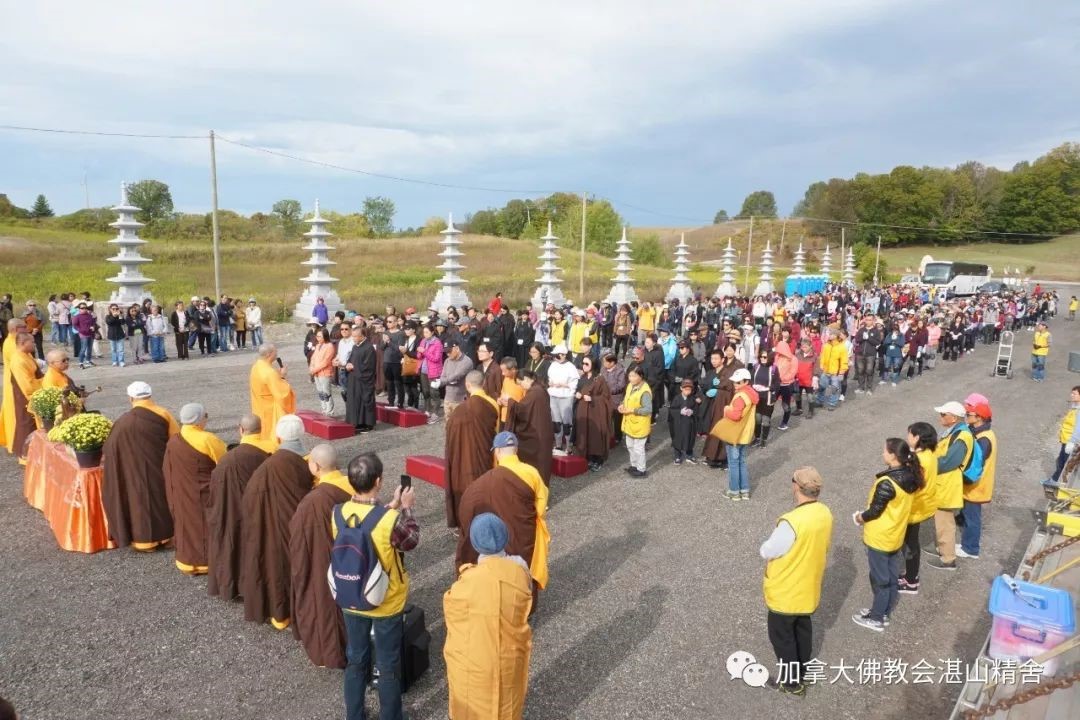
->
xmin=1 ymin=0 xmax=1078 ymax=228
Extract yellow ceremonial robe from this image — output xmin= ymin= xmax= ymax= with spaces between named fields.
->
xmin=499 ymin=378 xmax=525 ymax=424
xmin=1 ymin=334 xmax=17 ymax=451
xmin=240 ymin=432 xmax=278 ymax=454
xmin=181 ymin=424 xmax=228 ymax=464
xmin=497 ymin=456 xmax=550 ymax=589
xmin=7 ymin=348 xmax=42 ymax=456
xmin=249 ymin=358 xmax=296 ymax=446
xmin=42 ymin=367 xmax=73 ymax=391
xmin=444 ymin=557 xmax=533 ymax=720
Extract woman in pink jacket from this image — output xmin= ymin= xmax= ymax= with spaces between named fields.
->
xmin=772 ymin=337 xmax=798 ymax=430
xmin=418 ymin=324 xmax=444 ymax=423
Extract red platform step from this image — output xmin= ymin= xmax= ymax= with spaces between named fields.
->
xmin=376 ymin=402 xmax=389 ymax=423
xmin=295 ymin=410 xmax=356 ymax=440
xmin=405 ymin=455 xmax=446 ymax=488
xmin=552 ymin=453 xmax=588 ymax=478
xmin=376 ymin=402 xmax=427 ymax=428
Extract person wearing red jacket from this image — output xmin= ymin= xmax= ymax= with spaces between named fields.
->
xmin=792 ymin=337 xmax=820 ymax=419
xmin=723 ymin=369 xmax=759 ymax=501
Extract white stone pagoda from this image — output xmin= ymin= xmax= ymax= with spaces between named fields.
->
xmin=790 ymin=243 xmax=807 ymax=277
xmin=842 ymin=247 xmax=856 ymax=285
xmin=665 ymin=232 xmax=693 ymax=304
xmin=430 ymin=212 xmax=471 ymax=311
xmin=753 ymin=240 xmax=775 ymax=295
xmin=531 ymin=221 xmax=567 ymax=309
xmin=605 ymin=227 xmax=638 ymax=306
xmin=820 ymin=244 xmax=833 ymax=280
xmin=715 ymin=238 xmax=738 ymax=298
xmin=106 ymin=182 xmax=154 ymax=305
xmin=293 ymin=200 xmax=344 ymax=322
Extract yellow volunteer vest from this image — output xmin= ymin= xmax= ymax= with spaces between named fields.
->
xmin=621 ymin=382 xmax=652 ymax=439
xmin=910 ymin=449 xmax=937 ymax=524
xmin=863 ymin=475 xmax=912 ymax=553
xmin=935 ymin=427 xmax=972 ymax=511
xmin=335 ymin=501 xmax=409 ymax=618
xmin=763 ymin=501 xmax=833 ymax=615
xmin=550 ymin=321 xmax=566 ymax=347
xmin=964 ymin=428 xmax=997 ymax=504
xmin=569 ymin=322 xmax=588 ymax=354
xmin=1060 ymin=408 xmax=1077 ymax=444
xmin=1033 ymin=330 xmax=1050 ymax=356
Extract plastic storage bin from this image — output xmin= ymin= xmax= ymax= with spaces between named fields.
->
xmin=987 ymin=576 xmax=1076 ymax=676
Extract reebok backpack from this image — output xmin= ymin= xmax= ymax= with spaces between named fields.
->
xmin=328 ymin=504 xmax=390 ymax=612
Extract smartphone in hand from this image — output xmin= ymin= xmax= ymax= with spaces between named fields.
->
xmin=399 ymin=474 xmax=412 ymax=491
xmin=276 ymin=357 xmax=284 ymax=368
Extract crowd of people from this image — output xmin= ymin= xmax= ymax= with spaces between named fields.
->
xmin=0 ymin=278 xmax=1069 ymax=717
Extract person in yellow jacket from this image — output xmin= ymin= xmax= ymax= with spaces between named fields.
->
xmin=900 ymin=422 xmax=939 ymax=595
xmin=925 ymin=401 xmax=974 ymax=571
xmin=637 ymin=302 xmax=657 ymax=345
xmin=760 ymin=467 xmax=833 ymax=695
xmin=1048 ymin=386 xmax=1080 ymax=486
xmin=958 ymin=400 xmax=997 ymax=559
xmin=618 ymin=366 xmax=652 ymax=478
xmin=444 ymin=513 xmax=533 ymax=720
xmin=1031 ymin=320 xmax=1051 ymax=382
xmin=1068 ymin=295 xmax=1078 ymax=321
xmin=333 ymin=452 xmax=420 ymax=720
xmin=817 ymin=330 xmax=849 ymax=411
xmin=852 ymin=438 xmax=920 ymax=632
xmin=568 ymin=308 xmax=590 ymax=355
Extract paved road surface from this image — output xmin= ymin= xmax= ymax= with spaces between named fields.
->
xmin=1 ymin=311 xmax=1075 ymax=719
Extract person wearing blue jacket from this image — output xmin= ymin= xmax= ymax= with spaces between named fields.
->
xmin=659 ymin=325 xmax=678 ymax=369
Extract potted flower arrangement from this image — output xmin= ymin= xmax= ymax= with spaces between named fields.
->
xmin=28 ymin=387 xmax=64 ymax=430
xmin=47 ymin=413 xmax=113 ymax=468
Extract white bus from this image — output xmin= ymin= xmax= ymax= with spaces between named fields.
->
xmin=919 ymin=259 xmax=991 ymax=297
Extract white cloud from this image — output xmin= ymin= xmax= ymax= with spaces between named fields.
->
xmin=1 ymin=0 xmax=912 ymax=176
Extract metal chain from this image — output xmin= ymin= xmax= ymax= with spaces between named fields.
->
xmin=962 ymin=669 xmax=1080 ymax=719
xmin=1023 ymin=533 xmax=1080 ymax=569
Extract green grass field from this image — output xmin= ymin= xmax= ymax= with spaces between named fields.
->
xmin=3 ymin=221 xmax=1074 ymax=320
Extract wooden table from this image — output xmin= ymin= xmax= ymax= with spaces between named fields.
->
xmin=23 ymin=431 xmax=115 ymax=553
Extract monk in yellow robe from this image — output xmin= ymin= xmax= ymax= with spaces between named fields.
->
xmin=42 ymin=349 xmax=77 ymax=391
xmin=249 ymin=343 xmax=295 ymax=447
xmin=1 ymin=318 xmax=29 ymax=453
xmin=163 ymin=403 xmax=227 ymax=575
xmin=497 ymin=358 xmax=525 ymax=425
xmin=7 ymin=333 xmax=42 ymax=463
xmin=444 ymin=512 xmax=533 ymax=720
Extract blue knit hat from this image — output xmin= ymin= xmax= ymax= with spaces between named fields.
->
xmin=470 ymin=513 xmax=508 ymax=555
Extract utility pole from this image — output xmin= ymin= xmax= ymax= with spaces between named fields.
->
xmin=840 ymin=227 xmax=845 ymax=286
xmin=209 ymin=130 xmax=222 ymax=300
xmin=873 ymin=234 xmax=882 ymax=286
xmin=743 ymin=215 xmax=754 ymax=294
xmin=579 ymin=192 xmax=587 ymax=300
xmin=779 ymin=219 xmax=787 ymax=256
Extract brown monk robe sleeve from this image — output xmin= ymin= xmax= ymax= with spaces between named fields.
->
xmin=241 ymin=450 xmax=313 ymax=625
xmin=483 ymin=361 xmax=502 ymax=399
xmin=163 ymin=434 xmax=218 ymax=571
xmin=207 ymin=443 xmax=268 ymax=599
xmin=574 ymin=375 xmax=614 ymax=461
xmin=101 ymin=407 xmax=173 ymax=547
xmin=444 ymin=394 xmax=500 ymax=528
xmin=288 ymin=483 xmax=350 ymax=669
xmin=506 ymin=384 xmax=554 ymax=486
xmin=455 ymin=467 xmax=538 ymax=570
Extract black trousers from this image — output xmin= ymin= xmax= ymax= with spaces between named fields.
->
xmin=903 ymin=521 xmax=923 ymax=582
xmin=174 ymin=332 xmax=189 ymax=359
xmin=767 ymin=611 xmax=813 ymax=688
xmin=614 ymin=335 xmax=629 ymax=360
xmin=384 ymin=363 xmax=404 ymax=406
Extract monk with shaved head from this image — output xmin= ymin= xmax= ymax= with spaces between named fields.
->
xmin=1 ymin=318 xmax=29 ymax=453
xmin=288 ymin=443 xmax=353 ymax=668
xmin=207 ymin=414 xmax=272 ymax=600
xmin=5 ymin=333 xmax=42 ymax=462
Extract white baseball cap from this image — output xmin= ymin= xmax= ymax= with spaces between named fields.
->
xmin=551 ymin=343 xmax=568 ymax=356
xmin=934 ymin=401 xmax=966 ymax=417
xmin=731 ymin=368 xmax=751 ymax=383
xmin=126 ymin=381 xmax=152 ymax=399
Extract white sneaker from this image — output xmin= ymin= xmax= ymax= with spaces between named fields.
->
xmin=866 ymin=390 xmax=873 ymax=396
xmin=839 ymin=394 xmax=845 ymax=402
xmin=955 ymin=545 xmax=980 ymax=559
xmin=119 ymin=362 xmax=125 ymax=367
xmin=854 ymin=389 xmax=864 ymax=394
xmin=891 ymin=382 xmax=897 ymax=387
xmin=878 ymin=380 xmax=886 ymax=385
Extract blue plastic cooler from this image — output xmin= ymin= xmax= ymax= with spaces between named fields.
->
xmin=987 ymin=576 xmax=1076 ymax=676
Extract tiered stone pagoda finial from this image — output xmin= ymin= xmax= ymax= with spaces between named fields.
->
xmin=753 ymin=240 xmax=775 ymax=295
xmin=294 ymin=200 xmax=344 ymax=321
xmin=430 ymin=212 xmax=471 ymax=311
xmin=791 ymin=243 xmax=807 ymax=277
xmin=842 ymin=246 xmax=856 ymax=285
xmin=715 ymin=238 xmax=738 ymax=298
xmin=605 ymin=226 xmax=639 ymax=306
xmin=820 ymin=244 xmax=833 ymax=280
xmin=106 ymin=182 xmax=154 ymax=305
xmin=666 ymin=232 xmax=693 ymax=304
xmin=532 ymin=221 xmax=567 ymax=310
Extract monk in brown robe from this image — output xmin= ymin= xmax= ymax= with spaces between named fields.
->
xmin=288 ymin=443 xmax=351 ymax=669
xmin=573 ymin=360 xmax=614 ymax=470
xmin=505 ymin=370 xmax=554 ymax=486
xmin=241 ymin=414 xmax=313 ymax=630
xmin=445 ymin=370 xmax=500 ymax=529
xmin=701 ymin=345 xmax=743 ymax=468
xmin=163 ymin=403 xmax=226 ymax=575
xmin=207 ymin=414 xmax=270 ymax=599
xmin=476 ymin=342 xmax=503 ymax=399
xmin=102 ymin=381 xmax=179 ymax=551
xmin=7 ymin=333 xmax=41 ymax=462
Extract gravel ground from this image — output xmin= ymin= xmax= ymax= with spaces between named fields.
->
xmin=1 ymin=306 xmax=1075 ymax=720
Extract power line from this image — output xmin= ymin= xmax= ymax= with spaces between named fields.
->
xmin=0 ymin=123 xmax=203 ymax=140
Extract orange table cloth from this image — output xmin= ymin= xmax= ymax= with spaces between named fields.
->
xmin=23 ymin=431 xmax=116 ymax=553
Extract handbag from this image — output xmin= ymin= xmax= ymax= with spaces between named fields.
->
xmin=401 ymin=355 xmax=420 ymax=377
